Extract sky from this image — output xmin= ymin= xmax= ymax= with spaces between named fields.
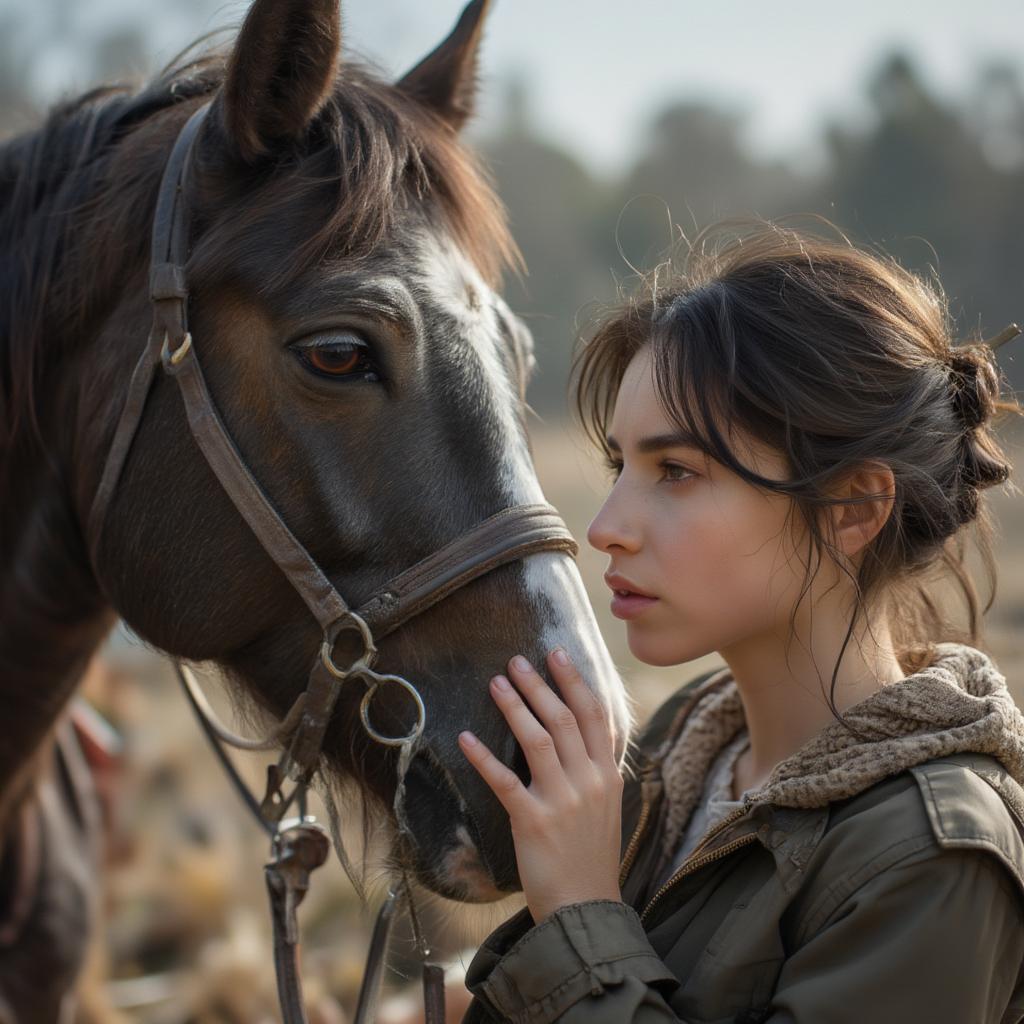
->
xmin=6 ymin=0 xmax=1024 ymax=176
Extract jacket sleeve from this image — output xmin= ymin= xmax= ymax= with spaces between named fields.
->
xmin=463 ymin=900 xmax=685 ymax=1023
xmin=767 ymin=845 xmax=1024 ymax=1023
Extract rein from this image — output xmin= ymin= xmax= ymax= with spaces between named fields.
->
xmin=86 ymin=98 xmax=581 ymax=1023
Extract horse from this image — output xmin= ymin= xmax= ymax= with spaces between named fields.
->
xmin=0 ymin=0 xmax=631 ymax=1017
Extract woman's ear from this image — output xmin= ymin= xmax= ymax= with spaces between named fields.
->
xmin=214 ymin=0 xmax=342 ymax=165
xmin=827 ymin=461 xmax=897 ymax=558
xmin=396 ymin=0 xmax=492 ymax=132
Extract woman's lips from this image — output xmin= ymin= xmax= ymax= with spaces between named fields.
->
xmin=609 ymin=590 xmax=659 ymax=620
xmin=604 ymin=573 xmax=659 ymax=620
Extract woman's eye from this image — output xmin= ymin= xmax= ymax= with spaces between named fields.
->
xmin=661 ymin=462 xmax=693 ymax=483
xmin=292 ymin=333 xmax=379 ymax=381
xmin=601 ymin=457 xmax=692 ymax=484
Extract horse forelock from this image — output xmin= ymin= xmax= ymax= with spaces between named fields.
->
xmin=188 ymin=56 xmax=520 ymax=295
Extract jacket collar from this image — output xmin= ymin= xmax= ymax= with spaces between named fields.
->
xmin=649 ymin=643 xmax=1024 ymax=869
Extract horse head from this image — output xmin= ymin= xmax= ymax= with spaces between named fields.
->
xmin=73 ymin=0 xmax=630 ymax=902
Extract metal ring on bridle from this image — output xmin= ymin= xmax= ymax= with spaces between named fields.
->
xmin=320 ymin=612 xmax=378 ymax=680
xmin=359 ymin=672 xmax=426 ymax=747
xmin=160 ymin=331 xmax=193 ymax=368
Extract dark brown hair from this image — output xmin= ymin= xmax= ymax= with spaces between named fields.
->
xmin=573 ymin=216 xmax=1022 ymax=717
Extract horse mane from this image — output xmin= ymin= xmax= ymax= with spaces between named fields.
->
xmin=0 ymin=31 xmax=518 ymax=461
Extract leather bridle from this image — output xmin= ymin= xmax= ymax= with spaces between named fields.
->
xmin=86 ymin=99 xmax=580 ymax=1023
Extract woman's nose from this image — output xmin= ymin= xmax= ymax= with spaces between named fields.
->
xmin=587 ymin=483 xmax=640 ymax=554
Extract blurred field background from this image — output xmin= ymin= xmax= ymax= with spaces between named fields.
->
xmin=2 ymin=0 xmax=1023 ymax=1020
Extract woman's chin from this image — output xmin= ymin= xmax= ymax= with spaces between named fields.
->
xmin=622 ymin=634 xmax=688 ymax=667
xmin=625 ymin=628 xmax=692 ymax=668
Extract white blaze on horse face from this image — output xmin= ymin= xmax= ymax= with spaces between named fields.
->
xmin=524 ymin=552 xmax=632 ymax=763
xmin=411 ymin=232 xmax=632 ymax=764
xmin=411 ymin=229 xmax=543 ymax=506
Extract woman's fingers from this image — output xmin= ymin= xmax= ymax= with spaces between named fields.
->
xmin=545 ymin=648 xmax=616 ymax=765
xmin=505 ymin=655 xmax=592 ymax=772
xmin=457 ymin=730 xmax=530 ymax=815
xmin=487 ymin=673 xmax=573 ymax=789
xmin=464 ymin=651 xmax=614 ymax=811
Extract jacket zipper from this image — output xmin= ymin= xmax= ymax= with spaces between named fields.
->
xmin=620 ymin=673 xmax=746 ymax=909
xmin=618 ymin=766 xmax=659 ymax=887
xmin=619 ymin=793 xmax=652 ymax=886
xmin=639 ymin=806 xmax=757 ymax=923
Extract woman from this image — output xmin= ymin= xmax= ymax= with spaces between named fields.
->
xmin=456 ymin=219 xmax=1024 ymax=1023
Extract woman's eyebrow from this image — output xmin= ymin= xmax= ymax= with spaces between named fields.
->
xmin=605 ymin=431 xmax=702 ymax=454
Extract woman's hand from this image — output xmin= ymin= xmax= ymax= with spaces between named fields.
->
xmin=458 ymin=648 xmax=624 ymax=925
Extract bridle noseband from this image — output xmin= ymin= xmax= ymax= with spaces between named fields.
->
xmin=86 ymin=99 xmax=581 ymax=1024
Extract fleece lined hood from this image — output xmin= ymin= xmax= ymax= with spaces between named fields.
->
xmin=655 ymin=642 xmax=1024 ymax=862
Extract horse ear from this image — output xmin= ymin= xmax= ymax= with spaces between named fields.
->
xmin=216 ymin=0 xmax=341 ymax=164
xmin=396 ymin=0 xmax=492 ymax=132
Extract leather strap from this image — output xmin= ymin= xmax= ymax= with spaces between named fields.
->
xmin=87 ymin=101 xmax=213 ymax=568
xmin=355 ymin=504 xmax=577 ymax=641
xmin=163 ymin=338 xmax=352 ymax=631
xmin=264 ymin=822 xmax=331 ymax=1024
xmin=280 ymin=657 xmax=346 ymax=781
xmin=422 ymin=963 xmax=446 ymax=1024
xmin=352 ymin=891 xmax=403 ymax=1024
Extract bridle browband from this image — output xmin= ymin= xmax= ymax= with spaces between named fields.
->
xmin=86 ymin=98 xmax=580 ymax=1023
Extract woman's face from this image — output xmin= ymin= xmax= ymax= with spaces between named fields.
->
xmin=587 ymin=346 xmax=809 ymax=667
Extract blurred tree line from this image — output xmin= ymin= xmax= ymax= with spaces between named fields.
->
xmin=2 ymin=7 xmax=1021 ymax=417
xmin=480 ymin=56 xmax=1024 ymax=415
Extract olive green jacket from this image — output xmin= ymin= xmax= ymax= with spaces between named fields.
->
xmin=463 ymin=644 xmax=1024 ymax=1023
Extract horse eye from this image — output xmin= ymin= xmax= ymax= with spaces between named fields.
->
xmin=292 ymin=333 xmax=378 ymax=381
xmin=308 ymin=344 xmax=361 ymax=376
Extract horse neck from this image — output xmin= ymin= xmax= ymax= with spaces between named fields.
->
xmin=0 ymin=449 xmax=114 ymax=823
xmin=0 ymin=106 xmax=138 ymax=820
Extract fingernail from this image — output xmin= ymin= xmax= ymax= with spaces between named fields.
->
xmin=552 ymin=647 xmax=570 ymax=666
xmin=460 ymin=731 xmax=478 ymax=746
xmin=511 ymin=655 xmax=531 ymax=673
xmin=492 ymin=675 xmax=511 ymax=691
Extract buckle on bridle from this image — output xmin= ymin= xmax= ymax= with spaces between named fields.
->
xmin=319 ymin=613 xmax=426 ymax=747
xmin=320 ymin=611 xmax=377 ymax=680
xmin=160 ymin=330 xmax=193 ymax=370
xmin=360 ymin=672 xmax=426 ymax=747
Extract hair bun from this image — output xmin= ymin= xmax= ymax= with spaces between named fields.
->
xmin=947 ymin=346 xmax=1000 ymax=431
xmin=944 ymin=345 xmax=1011 ymax=526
